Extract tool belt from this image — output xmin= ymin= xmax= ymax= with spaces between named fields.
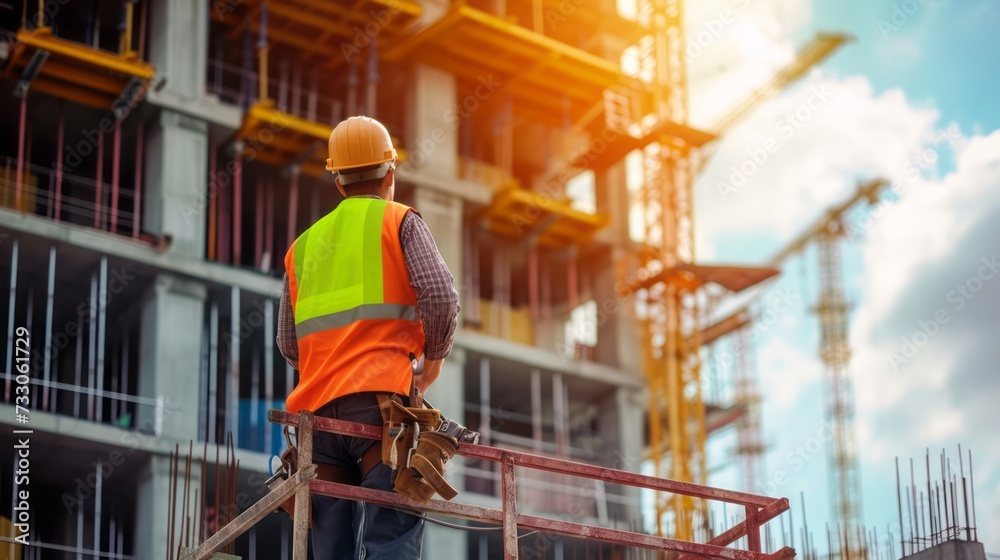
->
xmin=377 ymin=394 xmax=460 ymax=503
xmin=269 ymin=394 xmax=465 ymax=522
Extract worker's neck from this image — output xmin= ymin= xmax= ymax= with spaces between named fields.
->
xmin=346 ymin=188 xmax=392 ymax=201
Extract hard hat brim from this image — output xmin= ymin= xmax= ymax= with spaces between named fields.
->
xmin=326 ymin=148 xmax=398 ymax=172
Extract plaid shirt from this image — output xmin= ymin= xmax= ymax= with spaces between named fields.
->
xmin=277 ymin=200 xmax=460 ymax=369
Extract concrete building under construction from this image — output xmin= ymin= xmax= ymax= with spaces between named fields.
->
xmin=0 ymin=0 xmax=825 ymax=558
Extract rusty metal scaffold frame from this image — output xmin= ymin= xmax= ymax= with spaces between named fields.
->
xmin=182 ymin=410 xmax=796 ymax=560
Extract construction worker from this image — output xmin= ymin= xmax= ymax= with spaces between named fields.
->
xmin=277 ymin=116 xmax=460 ymax=559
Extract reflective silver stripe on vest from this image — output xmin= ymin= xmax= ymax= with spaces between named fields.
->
xmin=295 ymin=303 xmax=419 ymax=339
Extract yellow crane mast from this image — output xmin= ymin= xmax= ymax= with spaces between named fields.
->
xmin=631 ymin=10 xmax=852 ymax=537
xmin=632 ymin=0 xmax=707 ymax=539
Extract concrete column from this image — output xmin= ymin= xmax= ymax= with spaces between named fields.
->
xmin=592 ymin=248 xmax=640 ymax=373
xmin=137 ymin=274 xmax=207 ymax=442
xmin=134 ymin=273 xmax=206 ymax=557
xmin=143 ymin=110 xmax=209 ymax=259
xmin=414 ymin=164 xmax=467 ymax=560
xmin=597 ymin=387 xmax=644 ymax=527
xmin=405 ymin=59 xmax=467 ymax=560
xmin=596 ymin=160 xmax=632 ymax=245
xmin=405 ymin=65 xmax=459 ymax=179
xmin=134 ymin=455 xmax=203 ymax=560
xmin=407 ymin=58 xmax=466 ymax=413
xmin=413 ymin=186 xmax=463 ymax=284
xmin=422 ymin=346 xmax=467 ymax=560
xmin=422 ymin=340 xmax=465 ymax=560
xmin=148 ymin=0 xmax=208 ymax=100
xmin=426 ymin=347 xmax=466 ymax=425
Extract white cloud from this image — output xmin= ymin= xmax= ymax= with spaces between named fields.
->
xmin=687 ymin=0 xmax=811 ymax=128
xmin=694 ymin=22 xmax=1000 ymax=549
xmin=757 ymin=335 xmax=822 ymax=407
xmin=696 ymin=74 xmax=942 ymax=257
xmin=844 ymin=131 xmax=1000 ymax=425
xmin=684 ymin=1 xmax=1000 ymax=551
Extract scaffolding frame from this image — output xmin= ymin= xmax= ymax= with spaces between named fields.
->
xmin=183 ymin=410 xmax=796 ymax=560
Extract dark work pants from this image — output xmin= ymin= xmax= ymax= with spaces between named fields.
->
xmin=309 ymin=393 xmax=424 ymax=560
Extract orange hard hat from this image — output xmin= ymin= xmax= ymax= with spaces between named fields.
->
xmin=326 ymin=116 xmax=398 ymax=185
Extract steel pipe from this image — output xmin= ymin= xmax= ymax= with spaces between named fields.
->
xmin=96 ymin=256 xmax=107 ymax=422
xmin=5 ymin=239 xmax=18 ymax=401
xmin=42 ymin=246 xmax=54 ymax=411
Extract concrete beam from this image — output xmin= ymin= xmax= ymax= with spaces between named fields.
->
xmin=0 ymin=403 xmax=275 ymax=471
xmin=456 ymin=330 xmax=643 ymax=389
xmin=147 ymin=88 xmax=243 ymax=130
xmin=0 ymin=210 xmax=282 ymax=297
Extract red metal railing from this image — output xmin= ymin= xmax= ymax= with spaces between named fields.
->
xmin=184 ymin=410 xmax=795 ymax=560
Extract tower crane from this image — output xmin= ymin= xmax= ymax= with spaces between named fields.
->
xmin=627 ymin=14 xmax=851 ymax=536
xmin=702 ymin=178 xmax=888 ymax=552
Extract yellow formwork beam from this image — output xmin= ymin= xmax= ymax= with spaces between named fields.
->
xmin=382 ymin=4 xmax=640 ymax=102
xmin=13 ymin=27 xmax=155 ymax=80
xmin=480 ymin=186 xmax=609 ymax=249
xmin=31 ymin=77 xmax=115 ymax=109
xmin=233 ymin=102 xmax=410 ymax=177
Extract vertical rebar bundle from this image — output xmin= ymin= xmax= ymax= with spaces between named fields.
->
xmin=894 ymin=448 xmax=979 ymax=556
xmin=166 ymin=433 xmax=241 ymax=560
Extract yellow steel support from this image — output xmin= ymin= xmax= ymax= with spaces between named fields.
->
xmin=42 ymin=61 xmax=124 ymax=94
xmin=220 ymin=0 xmax=422 ymax=54
xmin=233 ymin=102 xmax=410 ymax=179
xmin=477 ymin=185 xmax=609 ymax=249
xmin=380 ymin=4 xmax=647 ymax=117
xmin=634 ymin=0 xmax=708 ymax=540
xmin=122 ymin=0 xmax=136 ymax=57
xmin=11 ymin=28 xmax=155 ymax=80
xmin=259 ymin=45 xmax=269 ymax=102
xmin=30 ymin=77 xmax=114 ymax=108
xmin=2 ymin=27 xmax=156 ymax=109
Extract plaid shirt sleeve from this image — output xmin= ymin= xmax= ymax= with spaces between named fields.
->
xmin=276 ymin=210 xmax=461 ymax=368
xmin=400 ymin=211 xmax=461 ymax=360
xmin=276 ymin=273 xmax=299 ymax=370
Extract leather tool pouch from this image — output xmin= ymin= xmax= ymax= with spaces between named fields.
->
xmin=377 ymin=394 xmax=419 ymax=471
xmin=376 ymin=394 xmax=461 ymax=503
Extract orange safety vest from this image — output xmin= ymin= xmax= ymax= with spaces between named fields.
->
xmin=284 ymin=197 xmax=425 ymax=413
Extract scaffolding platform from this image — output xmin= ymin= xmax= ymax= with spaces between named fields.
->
xmin=217 ymin=0 xmax=422 ymax=62
xmin=626 ymin=262 xmax=780 ymax=295
xmin=3 ymin=27 xmax=157 ymax=109
xmin=231 ymin=101 xmax=330 ymax=176
xmin=181 ymin=410 xmax=797 ymax=560
xmin=477 ymin=184 xmax=609 ymax=249
xmin=568 ymin=117 xmax=716 ymax=173
xmin=231 ymin=101 xmax=410 ymax=176
xmin=382 ymin=4 xmax=647 ymax=120
xmin=531 ymin=0 xmax=647 ymax=44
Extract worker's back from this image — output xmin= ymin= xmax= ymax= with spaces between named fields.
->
xmin=283 ymin=197 xmax=426 ymax=413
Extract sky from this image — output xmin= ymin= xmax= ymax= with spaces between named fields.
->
xmin=681 ymin=0 xmax=1000 ymax=554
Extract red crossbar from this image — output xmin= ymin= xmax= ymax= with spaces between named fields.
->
xmin=310 ymin=479 xmax=793 ymax=560
xmin=268 ymin=410 xmax=793 ymax=559
xmin=269 ymin=410 xmax=779 ymax=507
